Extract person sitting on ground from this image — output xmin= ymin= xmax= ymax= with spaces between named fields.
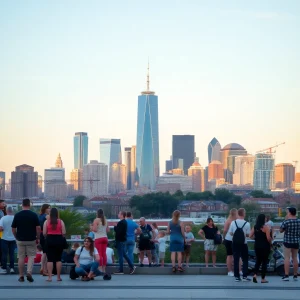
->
xmin=183 ymin=225 xmax=195 ymax=267
xmin=25 ymin=244 xmax=43 ymax=264
xmin=62 ymin=242 xmax=80 ymax=263
xmin=106 ymin=243 xmax=115 ymax=265
xmin=74 ymin=237 xmax=102 ymax=281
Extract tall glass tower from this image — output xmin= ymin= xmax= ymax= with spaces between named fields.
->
xmin=208 ymin=137 xmax=221 ymax=164
xmin=136 ymin=64 xmax=159 ymax=190
xmin=74 ymin=132 xmax=88 ymax=169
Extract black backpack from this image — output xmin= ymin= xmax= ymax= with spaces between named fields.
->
xmin=69 ymin=247 xmax=84 ymax=280
xmin=140 ymin=226 xmax=151 ymax=241
xmin=232 ymin=221 xmax=247 ymax=245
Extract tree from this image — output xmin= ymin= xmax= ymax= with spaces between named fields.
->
xmin=73 ymin=195 xmax=86 ymax=207
xmin=185 ymin=191 xmax=214 ymax=200
xmin=241 ymin=202 xmax=261 ymax=223
xmin=59 ymin=209 xmax=87 ymax=238
xmin=173 ymin=190 xmax=185 ymax=200
xmin=250 ymin=190 xmax=273 ymax=198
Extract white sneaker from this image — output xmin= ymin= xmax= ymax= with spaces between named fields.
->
xmin=10 ymin=268 xmax=15 ymax=274
xmin=239 ymin=271 xmax=243 ymax=276
xmin=228 ymin=271 xmax=234 ymax=277
xmin=0 ymin=269 xmax=7 ymax=274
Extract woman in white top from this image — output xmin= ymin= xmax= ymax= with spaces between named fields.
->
xmin=74 ymin=237 xmax=100 ymax=281
xmin=92 ymin=209 xmax=109 ymax=273
xmin=223 ymin=208 xmax=237 ymax=276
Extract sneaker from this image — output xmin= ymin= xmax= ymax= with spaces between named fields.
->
xmin=242 ymin=277 xmax=251 ymax=282
xmin=113 ymin=270 xmax=124 ymax=275
xmin=139 ymin=263 xmax=144 ymax=267
xmin=148 ymin=263 xmax=152 ymax=267
xmin=10 ymin=268 xmax=15 ymax=274
xmin=235 ymin=277 xmax=241 ymax=282
xmin=282 ymin=275 xmax=289 ymax=281
xmin=0 ymin=268 xmax=7 ymax=274
xmin=228 ymin=271 xmax=234 ymax=277
xmin=26 ymin=274 xmax=34 ymax=282
xmin=129 ymin=266 xmax=136 ymax=275
xmin=293 ymin=275 xmax=298 ymax=281
xmin=239 ymin=271 xmax=243 ymax=276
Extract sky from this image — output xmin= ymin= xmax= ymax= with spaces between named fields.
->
xmin=1 ymin=0 xmax=300 ymax=182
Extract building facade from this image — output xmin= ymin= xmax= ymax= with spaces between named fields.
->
xmin=172 ymin=135 xmax=195 ymax=175
xmin=253 ymin=153 xmax=275 ymax=191
xmin=55 ymin=153 xmax=63 ymax=168
xmin=208 ymin=160 xmax=224 ymax=180
xmin=38 ymin=175 xmax=43 ymax=197
xmin=0 ymin=171 xmax=5 ymax=199
xmin=275 ymin=163 xmax=295 ymax=188
xmin=124 ymin=146 xmax=137 ymax=190
xmin=44 ymin=168 xmax=67 ymax=200
xmin=110 ymin=163 xmax=126 ymax=194
xmin=157 ymin=174 xmax=192 ymax=192
xmin=136 ymin=67 xmax=159 ymax=190
xmin=74 ymin=132 xmax=88 ymax=169
xmin=233 ymin=155 xmax=255 ymax=185
xmin=11 ymin=164 xmax=38 ymax=199
xmin=188 ymin=160 xmax=205 ymax=192
xmin=208 ymin=137 xmax=221 ymax=164
xmin=165 ymin=159 xmax=173 ymax=173
xmin=83 ymin=160 xmax=108 ymax=198
xmin=70 ymin=169 xmax=83 ymax=195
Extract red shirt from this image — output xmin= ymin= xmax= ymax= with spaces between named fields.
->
xmin=47 ymin=219 xmax=63 ymax=235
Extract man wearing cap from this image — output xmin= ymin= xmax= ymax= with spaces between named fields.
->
xmin=0 ymin=206 xmax=16 ymax=274
xmin=280 ymin=207 xmax=300 ymax=281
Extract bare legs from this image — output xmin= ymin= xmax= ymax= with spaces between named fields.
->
xmin=46 ymin=262 xmax=62 ymax=281
xmin=226 ymin=255 xmax=233 ymax=272
xmin=205 ymin=251 xmax=217 ymax=267
xmin=171 ymin=252 xmax=183 ymax=269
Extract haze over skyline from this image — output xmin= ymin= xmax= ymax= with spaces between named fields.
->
xmin=1 ymin=0 xmax=300 ymax=180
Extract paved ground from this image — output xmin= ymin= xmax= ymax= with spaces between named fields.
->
xmin=0 ymin=274 xmax=299 ymax=299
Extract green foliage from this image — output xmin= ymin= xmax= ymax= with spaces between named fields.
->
xmin=250 ymin=190 xmax=273 ymax=198
xmin=59 ymin=209 xmax=86 ymax=238
xmin=129 ymin=192 xmax=180 ymax=218
xmin=73 ymin=195 xmax=86 ymax=207
xmin=173 ymin=190 xmax=185 ymax=200
xmin=186 ymin=191 xmax=214 ymax=200
xmin=214 ymin=188 xmax=242 ymax=205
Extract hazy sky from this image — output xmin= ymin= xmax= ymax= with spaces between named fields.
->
xmin=1 ymin=0 xmax=299 ymax=182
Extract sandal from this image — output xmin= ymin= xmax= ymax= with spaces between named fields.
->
xmin=177 ymin=267 xmax=184 ymax=272
xmin=18 ymin=276 xmax=24 ymax=282
xmin=172 ymin=266 xmax=177 ymax=273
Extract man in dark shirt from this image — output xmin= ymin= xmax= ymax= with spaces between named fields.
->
xmin=113 ymin=211 xmax=136 ymax=275
xmin=11 ymin=199 xmax=40 ymax=283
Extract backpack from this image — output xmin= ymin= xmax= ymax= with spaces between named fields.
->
xmin=140 ymin=225 xmax=151 ymax=241
xmin=69 ymin=247 xmax=84 ymax=280
xmin=232 ymin=221 xmax=247 ymax=245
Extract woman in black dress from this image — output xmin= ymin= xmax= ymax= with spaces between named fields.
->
xmin=250 ymin=214 xmax=272 ymax=283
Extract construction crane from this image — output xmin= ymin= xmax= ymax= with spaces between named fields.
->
xmin=256 ymin=142 xmax=285 ymax=154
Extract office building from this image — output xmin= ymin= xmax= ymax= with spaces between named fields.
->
xmin=208 ymin=178 xmax=226 ymax=192
xmin=165 ymin=159 xmax=172 ymax=173
xmin=136 ymin=64 xmax=159 ymax=190
xmin=11 ymin=164 xmax=38 ymax=199
xmin=110 ymin=163 xmax=126 ymax=194
xmin=38 ymin=175 xmax=43 ymax=197
xmin=253 ymin=153 xmax=275 ymax=191
xmin=275 ymin=163 xmax=295 ymax=188
xmin=100 ymin=138 xmax=122 ymax=193
xmin=233 ymin=155 xmax=255 ymax=185
xmin=172 ymin=135 xmax=194 ymax=175
xmin=157 ymin=174 xmax=192 ymax=192
xmin=0 ymin=171 xmax=5 ymax=199
xmin=124 ymin=147 xmax=132 ymax=190
xmin=208 ymin=161 xmax=224 ymax=181
xmin=208 ymin=137 xmax=221 ymax=164
xmin=188 ymin=159 xmax=205 ymax=192
xmin=74 ymin=132 xmax=88 ymax=169
xmin=83 ymin=160 xmax=108 ymax=198
xmin=55 ymin=153 xmax=63 ymax=168
xmin=70 ymin=169 xmax=83 ymax=195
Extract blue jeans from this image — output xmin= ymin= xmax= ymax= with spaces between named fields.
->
xmin=116 ymin=241 xmax=134 ymax=272
xmin=125 ymin=240 xmax=135 ymax=265
xmin=1 ymin=240 xmax=16 ymax=269
xmin=75 ymin=262 xmax=101 ymax=277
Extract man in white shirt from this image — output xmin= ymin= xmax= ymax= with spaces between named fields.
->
xmin=229 ymin=208 xmax=251 ymax=282
xmin=0 ymin=206 xmax=16 ymax=274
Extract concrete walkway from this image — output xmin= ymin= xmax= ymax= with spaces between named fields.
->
xmin=0 ymin=274 xmax=299 ymax=299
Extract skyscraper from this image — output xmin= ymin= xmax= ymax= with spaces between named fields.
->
xmin=110 ymin=163 xmax=126 ymax=194
xmin=165 ymin=159 xmax=173 ymax=173
xmin=233 ymin=155 xmax=255 ymax=185
xmin=70 ymin=169 xmax=83 ymax=195
xmin=100 ymin=138 xmax=122 ymax=193
xmin=208 ymin=137 xmax=221 ymax=164
xmin=188 ymin=158 xmax=205 ymax=192
xmin=208 ymin=161 xmax=224 ymax=180
xmin=136 ymin=64 xmax=159 ymax=190
xmin=74 ymin=132 xmax=88 ymax=169
xmin=253 ymin=153 xmax=275 ymax=191
xmin=55 ymin=153 xmax=63 ymax=168
xmin=275 ymin=163 xmax=295 ymax=188
xmin=11 ymin=164 xmax=38 ymax=199
xmin=124 ymin=147 xmax=132 ymax=190
xmin=83 ymin=160 xmax=108 ymax=198
xmin=172 ymin=135 xmax=195 ymax=175
xmin=38 ymin=175 xmax=43 ymax=197
xmin=0 ymin=171 xmax=5 ymax=198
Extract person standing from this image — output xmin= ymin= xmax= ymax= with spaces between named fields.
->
xmin=125 ymin=212 xmax=139 ymax=265
xmin=93 ymin=208 xmax=109 ymax=273
xmin=11 ymin=199 xmax=40 ymax=283
xmin=0 ymin=206 xmax=16 ymax=274
xmin=199 ymin=217 xmax=220 ymax=268
xmin=183 ymin=225 xmax=195 ymax=267
xmin=43 ymin=208 xmax=66 ymax=282
xmin=228 ymin=208 xmax=251 ymax=282
xmin=0 ymin=200 xmax=7 ymax=267
xmin=138 ymin=217 xmax=153 ymax=267
xmin=39 ymin=204 xmax=50 ymax=276
xmin=151 ymin=222 xmax=159 ymax=265
xmin=250 ymin=214 xmax=272 ymax=283
xmin=280 ymin=207 xmax=300 ymax=281
xmin=113 ymin=211 xmax=136 ymax=275
xmin=167 ymin=210 xmax=185 ymax=273
xmin=223 ymin=208 xmax=237 ymax=276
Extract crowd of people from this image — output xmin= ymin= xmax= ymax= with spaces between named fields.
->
xmin=0 ymin=198 xmax=300 ymax=284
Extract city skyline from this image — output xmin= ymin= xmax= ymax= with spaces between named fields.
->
xmin=1 ymin=1 xmax=300 ymax=181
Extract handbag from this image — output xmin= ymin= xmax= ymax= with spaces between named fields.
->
xmin=214 ymin=233 xmax=222 ymax=245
